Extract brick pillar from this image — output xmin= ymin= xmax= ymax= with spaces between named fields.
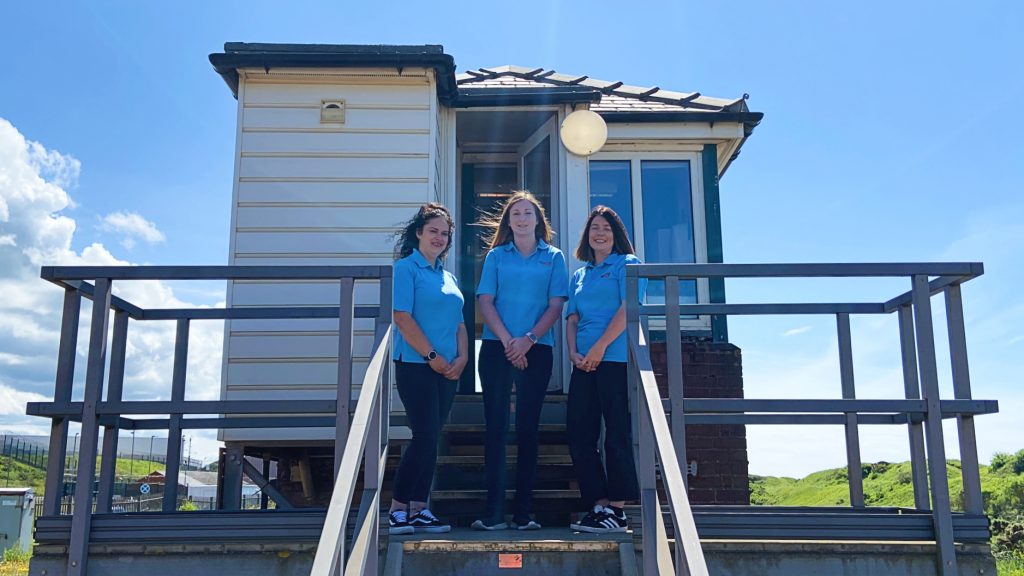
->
xmin=648 ymin=340 xmax=750 ymax=505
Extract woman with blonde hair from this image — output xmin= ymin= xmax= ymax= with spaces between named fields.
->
xmin=471 ymin=191 xmax=569 ymax=531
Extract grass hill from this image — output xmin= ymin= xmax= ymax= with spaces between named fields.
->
xmin=751 ymin=450 xmax=1024 ymax=575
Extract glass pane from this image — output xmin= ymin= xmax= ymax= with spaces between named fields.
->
xmin=641 ymin=160 xmax=697 ymax=309
xmin=523 ymin=136 xmax=551 ymax=208
xmin=587 ymin=160 xmax=634 ymax=242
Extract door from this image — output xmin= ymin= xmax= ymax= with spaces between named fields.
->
xmin=517 ymin=116 xmax=563 ymax=392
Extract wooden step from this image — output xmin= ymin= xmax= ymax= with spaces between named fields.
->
xmin=431 ymin=489 xmax=580 ymax=501
xmin=436 ymin=455 xmax=573 ymax=465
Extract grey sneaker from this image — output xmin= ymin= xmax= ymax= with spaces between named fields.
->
xmin=471 ymin=518 xmax=508 ymax=531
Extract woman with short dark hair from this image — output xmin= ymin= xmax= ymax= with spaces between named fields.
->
xmin=387 ymin=203 xmax=467 ymax=535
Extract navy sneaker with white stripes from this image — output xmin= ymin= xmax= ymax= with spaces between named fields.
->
xmin=409 ymin=509 xmax=451 ymax=533
xmin=389 ymin=510 xmax=414 ymax=535
xmin=570 ymin=505 xmax=628 ymax=533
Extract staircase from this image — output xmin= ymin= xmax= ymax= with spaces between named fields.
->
xmin=381 ymin=393 xmax=639 ymax=575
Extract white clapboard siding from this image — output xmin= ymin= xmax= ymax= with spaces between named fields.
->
xmin=243 ymin=108 xmax=429 ymax=131
xmin=242 ymin=131 xmax=429 ymax=154
xmin=231 ymin=280 xmax=381 ymax=306
xmin=239 ymin=156 xmax=427 ymax=180
xmin=234 ymin=231 xmax=394 ymax=255
xmin=237 ymin=181 xmax=427 ymax=204
xmin=242 ymin=82 xmax=430 ymax=106
xmin=230 ymin=318 xmax=376 ymax=332
xmin=229 ymin=332 xmax=376 ymax=359
xmin=235 ymin=205 xmax=416 ymax=229
xmin=227 ymin=360 xmax=369 ymax=387
xmin=223 ymin=74 xmax=434 ymax=444
xmin=232 ymin=255 xmax=394 ymax=265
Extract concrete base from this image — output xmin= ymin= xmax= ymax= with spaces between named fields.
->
xmin=29 ymin=537 xmax=997 ymax=576
xmin=29 ymin=543 xmax=318 ymax=576
xmin=696 ymin=540 xmax=996 ymax=576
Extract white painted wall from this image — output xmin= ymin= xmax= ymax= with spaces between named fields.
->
xmin=220 ymin=67 xmax=438 ymax=442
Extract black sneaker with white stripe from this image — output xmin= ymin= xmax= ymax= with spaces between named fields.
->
xmin=409 ymin=508 xmax=451 ymax=533
xmin=388 ymin=510 xmax=414 ymax=535
xmin=570 ymin=506 xmax=628 ymax=534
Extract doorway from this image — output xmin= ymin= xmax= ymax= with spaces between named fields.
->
xmin=455 ymin=109 xmax=562 ymax=394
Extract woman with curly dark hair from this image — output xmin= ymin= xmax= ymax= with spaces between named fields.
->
xmin=387 ymin=202 xmax=467 ymax=535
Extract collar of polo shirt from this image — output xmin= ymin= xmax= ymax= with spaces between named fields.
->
xmin=502 ymin=239 xmax=549 ymax=256
xmin=411 ymin=248 xmax=443 ymax=271
xmin=586 ymin=251 xmax=626 ymax=269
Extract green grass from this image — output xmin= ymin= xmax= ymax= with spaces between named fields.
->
xmin=0 ymin=456 xmax=45 ymax=494
xmin=998 ymin=553 xmax=1024 ymax=576
xmin=752 ymin=450 xmax=1024 ymax=570
xmin=1 ymin=454 xmax=175 ymax=498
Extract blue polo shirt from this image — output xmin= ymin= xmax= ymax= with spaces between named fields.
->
xmin=476 ymin=240 xmax=569 ymax=347
xmin=392 ymin=249 xmax=465 ymax=363
xmin=566 ymin=253 xmax=646 ymax=363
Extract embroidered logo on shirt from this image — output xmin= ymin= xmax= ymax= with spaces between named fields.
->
xmin=601 ymin=272 xmax=613 ymax=278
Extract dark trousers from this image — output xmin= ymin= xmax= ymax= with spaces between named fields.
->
xmin=478 ymin=339 xmax=553 ymax=522
xmin=567 ymin=362 xmax=640 ymax=505
xmin=392 ymin=361 xmax=457 ymax=505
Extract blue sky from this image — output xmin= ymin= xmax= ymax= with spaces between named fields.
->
xmin=1 ymin=1 xmax=1021 ymax=477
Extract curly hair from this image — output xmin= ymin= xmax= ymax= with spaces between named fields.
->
xmin=393 ymin=203 xmax=455 ymax=260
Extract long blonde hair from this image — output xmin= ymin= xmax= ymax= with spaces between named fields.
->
xmin=477 ymin=190 xmax=553 ymax=251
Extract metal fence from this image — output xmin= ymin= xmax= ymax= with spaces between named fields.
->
xmin=1 ymin=434 xmax=48 ymax=469
xmin=26 ymin=265 xmax=392 ymax=576
xmin=625 ymin=262 xmax=996 ymax=576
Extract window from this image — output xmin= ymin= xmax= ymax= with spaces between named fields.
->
xmin=588 ymin=160 xmax=635 ymax=242
xmin=587 ymin=153 xmax=708 ymax=328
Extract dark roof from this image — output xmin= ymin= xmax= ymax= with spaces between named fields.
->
xmin=209 ymin=43 xmax=458 ymax=104
xmin=208 ymin=45 xmax=762 ymax=151
xmin=458 ymin=65 xmax=754 ymax=114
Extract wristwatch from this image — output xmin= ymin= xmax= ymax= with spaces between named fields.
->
xmin=423 ymin=350 xmax=438 ymax=362
xmin=525 ymin=332 xmax=538 ymax=344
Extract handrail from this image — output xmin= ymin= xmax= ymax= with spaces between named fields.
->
xmin=311 ymin=325 xmax=391 ymax=576
xmin=629 ymin=326 xmax=709 ymax=576
xmin=28 ymin=265 xmax=394 ymax=576
xmin=624 ymin=262 xmax=993 ymax=576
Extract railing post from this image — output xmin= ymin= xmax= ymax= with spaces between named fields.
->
xmin=67 ymin=278 xmax=113 ymax=576
xmin=836 ymin=313 xmax=864 ymax=507
xmin=164 ymin=318 xmax=189 ymax=512
xmin=911 ymin=275 xmax=958 ymax=575
xmin=898 ymin=304 xmax=930 ymax=510
xmin=44 ymin=288 xmax=80 ymax=516
xmin=665 ymin=276 xmax=687 ymax=487
xmin=945 ymin=285 xmax=983 ymax=515
xmin=335 ymin=277 xmax=355 ymax=478
xmin=628 ymin=271 xmax=658 ymax=576
xmin=97 ymin=310 xmax=129 ymax=512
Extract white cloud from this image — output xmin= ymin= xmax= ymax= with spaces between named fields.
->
xmin=0 ymin=118 xmax=223 ymax=461
xmin=100 ymin=211 xmax=166 ymax=249
xmin=782 ymin=325 xmax=812 ymax=337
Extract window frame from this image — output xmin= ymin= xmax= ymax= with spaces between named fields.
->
xmin=587 ymin=151 xmax=710 ymax=331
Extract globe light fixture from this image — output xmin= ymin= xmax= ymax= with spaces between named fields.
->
xmin=559 ymin=109 xmax=608 ymax=157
